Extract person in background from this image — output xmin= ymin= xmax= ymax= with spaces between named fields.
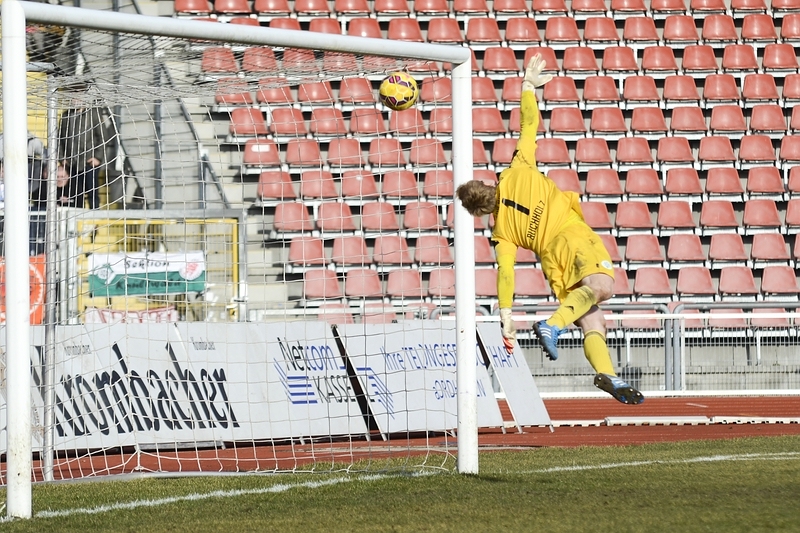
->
xmin=455 ymin=54 xmax=644 ymax=406
xmin=57 ymin=101 xmax=107 ymax=209
xmin=0 ymin=129 xmax=46 ymax=206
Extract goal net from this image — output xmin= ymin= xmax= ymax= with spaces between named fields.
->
xmin=0 ymin=0 xmax=526 ymax=517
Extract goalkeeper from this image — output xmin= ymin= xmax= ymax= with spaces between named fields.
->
xmin=456 ymin=54 xmax=644 ymax=405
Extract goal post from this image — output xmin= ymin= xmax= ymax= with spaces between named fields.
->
xmin=2 ymin=0 xmax=478 ymax=519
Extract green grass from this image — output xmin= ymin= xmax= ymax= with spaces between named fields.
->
xmin=1 ymin=436 xmax=799 ymax=533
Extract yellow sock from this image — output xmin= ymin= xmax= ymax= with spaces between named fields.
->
xmin=583 ymin=330 xmax=616 ymax=376
xmin=547 ymin=286 xmax=597 ymax=329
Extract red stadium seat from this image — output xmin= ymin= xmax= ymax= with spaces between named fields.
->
xmin=413 ymin=0 xmax=449 ymax=17
xmin=600 ymin=233 xmax=623 ymax=263
xmin=746 ymin=166 xmax=785 ymax=199
xmin=548 ymin=169 xmax=583 ymax=194
xmin=709 ymin=233 xmax=748 ymax=268
xmin=317 ymin=201 xmax=358 ymax=233
xmin=705 ymin=167 xmax=744 ymax=199
xmin=273 ymin=202 xmax=314 ymax=235
xmin=494 ymin=0 xmax=528 ymax=18
xmin=682 ymin=45 xmax=719 ymax=74
xmin=641 ymin=46 xmax=679 ymax=78
xmin=663 ymin=15 xmax=700 ymax=47
xmin=656 ymin=136 xmax=696 ymax=168
xmin=583 ymin=17 xmax=622 ymax=48
xmin=623 ymin=76 xmax=660 ymax=108
xmin=327 ymin=138 xmax=364 ymax=170
xmin=368 ymin=138 xmax=406 ymax=169
xmin=572 ymin=0 xmax=606 ymax=19
xmin=285 ymin=139 xmax=322 ymax=169
xmin=751 ymin=233 xmax=791 ymax=266
xmin=663 ymin=75 xmax=701 ymax=108
xmin=303 ymin=269 xmax=343 ymax=301
xmin=465 ymin=17 xmax=502 ymax=47
xmin=298 ymin=81 xmax=334 ymax=107
xmin=721 ymin=44 xmax=760 ymax=74
xmin=419 ymin=76 xmax=452 ymax=108
xmin=616 ymin=201 xmax=656 ymax=235
xmin=257 ymin=171 xmax=296 ymax=202
xmin=243 ymin=139 xmax=281 ymax=170
xmin=583 ymin=75 xmax=621 ymax=107
xmin=491 ymin=138 xmax=518 ymax=166
xmin=340 ymin=170 xmax=379 ymax=201
xmin=361 ymin=201 xmax=400 ymax=233
xmin=670 ymin=106 xmax=708 ymax=139
xmin=630 ymin=107 xmax=669 ymax=139
xmin=589 ymin=107 xmax=628 ymax=137
xmin=748 ymin=104 xmax=787 ymax=137
xmin=254 ymin=0 xmax=290 ymax=15
xmin=175 ymin=0 xmax=212 ymax=15
xmin=741 ymin=13 xmax=778 ymax=43
xmin=666 ymin=233 xmax=706 ymax=267
xmin=762 ymin=43 xmax=800 ymax=73
xmin=373 ymin=235 xmax=413 ymax=268
xmin=375 ymin=0 xmax=411 ymax=17
xmin=403 ymin=201 xmax=443 ymax=234
xmin=331 ymin=236 xmax=370 ymax=269
xmin=255 ymin=78 xmax=293 ymax=106
xmin=409 ymin=138 xmax=447 ymax=168
xmin=709 ymin=104 xmax=747 ymax=138
xmin=422 ymin=169 xmax=454 ymax=199
xmin=386 ymin=269 xmax=426 ymax=300
xmin=532 ymin=0 xmax=569 ymax=17
xmin=334 ymin=0 xmax=370 ymax=15
xmin=523 ymin=46 xmax=561 ymax=75
xmin=676 ymin=266 xmax=716 ymax=300
xmin=700 ymin=200 xmax=739 ymax=234
xmin=562 ymin=46 xmax=601 ymax=78
xmin=381 ymin=170 xmax=420 ymax=204
xmin=739 ymin=135 xmax=778 ymax=167
xmin=427 ymin=268 xmax=457 ymax=301
xmin=201 ymin=47 xmax=239 ymax=75
xmin=623 ymin=16 xmax=660 ymax=46
xmin=701 ymin=14 xmax=738 ymax=43
xmin=612 ymin=0 xmax=648 ymax=17
xmin=350 ymin=108 xmax=387 ymax=137
xmin=287 ymin=236 xmax=327 ymax=272
xmin=387 ymin=18 xmax=423 ymax=41
xmin=787 ymin=198 xmax=800 ymax=231
xmin=269 ymin=17 xmax=302 ymax=30
xmin=214 ymin=78 xmax=252 ymax=108
xmin=428 ymin=107 xmax=453 ymax=135
xmin=703 ymin=74 xmax=741 ymax=107
xmin=309 ymin=108 xmax=346 ymax=138
xmin=345 ymin=268 xmax=383 ymax=299
xmin=616 ymin=137 xmax=655 ymax=170
xmin=633 ymin=267 xmax=675 ymax=301
xmin=471 ymin=76 xmax=500 ymax=106
xmin=625 ymin=234 xmax=665 ymax=267
xmin=454 ymin=0 xmax=490 ymax=16
xmin=548 ymin=107 xmax=588 ymax=138
xmin=761 ymin=266 xmax=800 ymax=299
xmin=698 ymin=136 xmax=736 ymax=169
xmin=651 ymin=0 xmax=688 ymax=18
xmin=243 ymin=48 xmax=280 ymax=74
xmin=781 ymin=13 xmax=800 ymax=42
xmin=347 ymin=17 xmax=383 ymax=38
xmin=389 ymin=108 xmax=426 ymax=136
xmin=602 ymin=46 xmax=639 ymax=76
xmin=300 ymin=170 xmax=338 ymax=200
xmin=505 ymin=18 xmax=542 ymax=48
xmin=541 ymin=76 xmax=580 ymax=109
xmin=294 ymin=0 xmax=331 ymax=16
xmin=580 ymin=202 xmax=614 ymax=231
xmin=625 ymin=168 xmax=663 ymax=200
xmin=339 ymin=77 xmax=375 ymax=107
xmin=575 ymin=138 xmax=614 ymax=171
xmin=427 ymin=18 xmax=464 ymax=44
xmin=532 ymin=138 xmax=572 ymax=168
xmin=483 ymin=48 xmax=521 ymax=77
xmin=415 ymin=235 xmax=454 ymax=266
xmin=657 ymin=200 xmax=698 ymax=235
xmin=474 ymin=236 xmax=496 ymax=264
xmin=270 ymin=107 xmax=306 ymax=137
xmin=743 ymin=198 xmax=782 ymax=233
xmin=229 ymin=107 xmax=268 ymax=139
xmin=544 ymin=17 xmax=581 ymax=48
xmin=665 ymin=167 xmax=703 ymax=198
xmin=585 ymin=169 xmax=623 ymax=200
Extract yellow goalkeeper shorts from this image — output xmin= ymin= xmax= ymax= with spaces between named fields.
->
xmin=539 ymin=221 xmax=615 ymax=302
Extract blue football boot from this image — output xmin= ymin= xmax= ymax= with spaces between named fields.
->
xmin=533 ymin=321 xmax=563 ymax=361
xmin=594 ymin=373 xmax=645 ymax=405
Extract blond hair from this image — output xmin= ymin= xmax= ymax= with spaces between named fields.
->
xmin=456 ymin=180 xmax=497 ymax=217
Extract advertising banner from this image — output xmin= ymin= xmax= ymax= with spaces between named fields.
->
xmin=87 ymin=251 xmax=206 ymax=297
xmin=0 ymin=254 xmax=46 ymax=325
xmin=337 ymin=321 xmax=503 ymax=435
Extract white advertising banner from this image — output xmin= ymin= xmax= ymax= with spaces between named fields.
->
xmin=476 ymin=324 xmax=551 ymax=428
xmin=338 ymin=321 xmax=503 ymax=435
xmin=2 ymin=322 xmax=367 ymax=452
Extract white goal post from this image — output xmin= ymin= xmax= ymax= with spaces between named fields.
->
xmin=1 ymin=0 xmax=477 ymax=519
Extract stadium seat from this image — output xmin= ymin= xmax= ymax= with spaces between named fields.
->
xmin=327 ymin=138 xmax=364 ymax=171
xmin=781 ymin=13 xmax=800 ymax=42
xmin=491 ymin=138 xmax=518 ymax=166
xmin=575 ymin=138 xmax=614 ymax=172
xmin=622 ymin=16 xmax=660 ymax=47
xmin=419 ymin=76 xmax=452 ymax=109
xmin=303 ymin=269 xmax=344 ymax=301
xmin=387 ymin=18 xmax=423 ymax=41
xmin=256 ymin=170 xmax=296 ymax=203
xmin=213 ymin=78 xmax=252 ymax=109
xmin=317 ymin=201 xmax=358 ymax=234
xmin=651 ymin=0 xmax=688 ymax=18
xmin=611 ymin=267 xmax=634 ymax=302
xmin=698 ymin=136 xmax=736 ymax=169
xmin=254 ymin=0 xmax=290 ymax=17
xmin=349 ymin=108 xmax=387 ymax=138
xmin=269 ymin=17 xmax=302 ymax=30
xmin=375 ymin=0 xmax=411 ymax=17
xmin=741 ymin=13 xmax=778 ymax=44
xmin=743 ymin=198 xmax=782 ymax=234
xmin=633 ymin=266 xmax=675 ymax=301
xmin=630 ymin=107 xmax=669 ymax=139
xmin=703 ymin=74 xmax=741 ymax=107
xmin=625 ymin=233 xmax=666 ymax=268
xmin=548 ymin=107 xmax=588 ymax=139
xmin=175 ymin=0 xmax=212 ymax=15
xmin=255 ymin=78 xmax=293 ymax=107
xmin=544 ymin=17 xmax=581 ymax=49
xmin=331 ymin=236 xmax=371 ymax=270
xmin=670 ymin=106 xmax=708 ymax=139
xmin=790 ymin=107 xmax=800 ymax=134
xmin=625 ymin=168 xmax=664 ymax=201
xmin=287 ymin=236 xmax=327 ymax=273
xmin=367 ymin=138 xmax=406 ymax=170
xmin=746 ymin=166 xmax=785 ymax=199
xmin=709 ymin=104 xmax=747 ymax=138
xmin=514 ymin=268 xmax=553 ymax=302
xmin=602 ymin=46 xmax=640 ymax=76
xmin=361 ymin=201 xmax=400 ymax=233
xmin=748 ymin=105 xmax=787 ymax=137
xmin=475 ymin=269 xmax=499 ymax=301
xmin=665 ymin=167 xmax=703 ymax=199
xmin=532 ymin=0 xmax=569 ymax=17
xmin=229 ymin=107 xmax=269 ymax=140
xmin=780 ymin=136 xmax=800 ymax=170
xmin=471 ymin=77 xmax=500 ymax=106
xmin=662 ymin=75 xmax=701 ymax=108
xmin=666 ymin=233 xmax=707 ymax=268
xmin=409 ymin=138 xmax=447 ymax=168
xmin=751 ymin=233 xmax=791 ymax=267
xmin=244 ymin=48 xmax=281 ymax=75
xmin=428 ymin=107 xmax=453 ymax=136
xmin=273 ymin=202 xmax=314 ymax=236
xmin=465 ymin=17 xmax=502 ymax=48
xmin=580 ymin=201 xmax=614 ymax=232
xmin=787 ymin=198 xmax=800 ymax=232
xmin=300 ymin=170 xmax=338 ymax=200
xmin=616 ymin=137 xmax=655 ymax=170
xmin=571 ymin=0 xmax=606 ymax=19
xmin=403 ymin=200 xmax=443 ymax=235
xmin=583 ymin=76 xmax=621 ymax=107
xmin=386 ymin=269 xmax=426 ymax=301
xmin=347 ymin=17 xmax=383 ymax=38
xmin=532 ymin=138 xmax=572 ymax=168
xmin=548 ymin=169 xmax=583 ymax=194
xmin=427 ymin=17 xmax=465 ymax=44
xmin=541 ymin=76 xmax=580 ymax=110
xmin=483 ymin=48 xmax=521 ymax=78
xmin=739 ymin=135 xmax=778 ymax=168
xmin=493 ymin=0 xmax=529 ymax=19
xmin=381 ymin=170 xmax=420 ymax=204
xmin=373 ymin=235 xmax=413 ymax=269
xmin=700 ymin=200 xmax=739 ymax=234
xmin=474 ymin=236 xmax=496 ymax=265
xmin=656 ymin=136 xmax=696 ymax=169
xmin=505 ymin=18 xmax=542 ymax=49
xmin=309 ymin=108 xmax=346 ymax=138
xmin=415 ymin=235 xmax=454 ymax=267
xmin=616 ymin=201 xmax=656 ymax=235
xmin=623 ymin=76 xmax=660 ymax=108
xmin=523 ymin=47 xmax=561 ymax=76
xmin=295 ymin=0 xmax=331 ymax=17
xmin=589 ymin=107 xmax=628 ymax=137
xmin=270 ymin=107 xmax=306 ymax=138
xmin=243 ymin=139 xmax=281 ymax=172
xmin=761 ymin=265 xmax=800 ymax=299
xmin=344 ymin=268 xmax=383 ymax=299
xmin=454 ymin=0 xmax=490 ymax=16
xmin=701 ymin=14 xmax=738 ymax=44
xmin=334 ymin=0 xmax=370 ymax=15
xmin=427 ymin=268 xmax=456 ymax=300
xmin=359 ymin=304 xmax=400 ymax=324
xmin=705 ymin=167 xmax=744 ymax=200
xmin=681 ymin=45 xmax=719 ymax=74
xmin=298 ymin=81 xmax=335 ymax=108
xmin=676 ymin=266 xmax=716 ymax=300
xmin=641 ymin=46 xmax=680 ymax=78
xmin=422 ymin=169 xmax=453 ymax=201
xmin=663 ymin=15 xmax=700 ymax=47
xmin=709 ymin=233 xmax=748 ymax=269
xmin=389 ymin=108 xmax=426 ymax=136
xmin=599 ymin=233 xmax=623 ymax=263
xmin=657 ymin=200 xmax=698 ymax=235
xmin=472 ymin=139 xmax=491 ymax=168
xmin=721 ymin=44 xmax=760 ymax=74
xmin=585 ymin=169 xmax=624 ymax=201
xmin=584 ymin=16 xmax=622 ymax=48
xmin=731 ymin=0 xmax=768 ymax=16
xmin=340 ymin=170 xmax=379 ymax=202
xmin=285 ymin=139 xmax=323 ymax=170
xmin=338 ymin=77 xmax=374 ymax=108
xmin=693 ymin=0 xmax=727 ymax=17
xmin=562 ymin=46 xmax=601 ymax=78
xmin=761 ymin=43 xmax=800 ymax=73
xmin=789 ymin=167 xmax=800 ymax=197
xmin=201 ymin=47 xmax=239 ymax=75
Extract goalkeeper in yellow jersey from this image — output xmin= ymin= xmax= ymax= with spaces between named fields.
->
xmin=456 ymin=55 xmax=644 ymax=405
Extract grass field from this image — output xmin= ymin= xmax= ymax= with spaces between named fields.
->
xmin=0 ymin=435 xmax=798 ymax=533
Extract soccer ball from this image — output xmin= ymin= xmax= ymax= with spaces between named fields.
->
xmin=379 ymin=72 xmax=419 ymax=111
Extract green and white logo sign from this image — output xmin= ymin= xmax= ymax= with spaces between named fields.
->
xmin=88 ymin=251 xmax=206 ymax=296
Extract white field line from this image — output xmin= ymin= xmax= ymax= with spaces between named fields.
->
xmin=21 ymin=452 xmax=800 ymax=520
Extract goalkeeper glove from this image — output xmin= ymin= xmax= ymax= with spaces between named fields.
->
xmin=521 ymin=53 xmax=553 ymax=93
xmin=499 ymin=308 xmax=516 ymax=354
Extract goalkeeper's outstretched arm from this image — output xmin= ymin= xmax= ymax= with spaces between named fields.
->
xmin=510 ymin=54 xmax=552 ymax=169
